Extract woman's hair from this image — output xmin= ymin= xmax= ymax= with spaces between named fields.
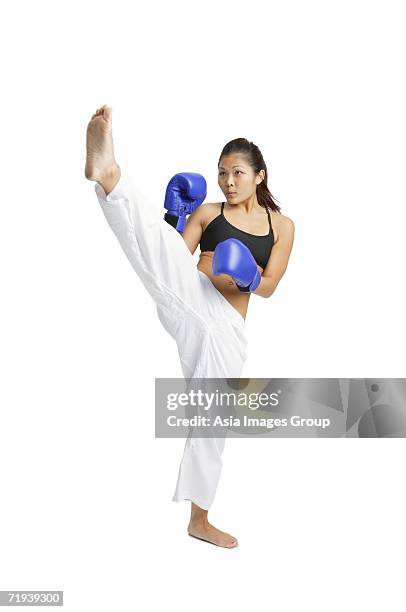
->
xmin=218 ymin=138 xmax=281 ymax=214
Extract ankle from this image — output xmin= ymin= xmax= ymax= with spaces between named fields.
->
xmin=98 ymin=164 xmax=121 ymax=195
xmin=189 ymin=515 xmax=209 ymax=528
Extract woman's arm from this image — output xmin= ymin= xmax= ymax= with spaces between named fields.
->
xmin=253 ymin=216 xmax=295 ymax=298
xmin=180 ymin=205 xmax=206 ymax=255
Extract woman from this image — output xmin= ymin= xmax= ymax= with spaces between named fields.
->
xmin=85 ymin=105 xmax=295 ymax=548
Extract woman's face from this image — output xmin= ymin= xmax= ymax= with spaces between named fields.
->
xmin=218 ymin=154 xmax=264 ymax=204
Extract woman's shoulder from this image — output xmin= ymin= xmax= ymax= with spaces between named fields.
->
xmin=189 ymin=201 xmax=221 ymax=220
xmin=193 ymin=201 xmax=222 ymax=214
xmin=275 ymin=212 xmax=294 ymax=226
xmin=186 ymin=202 xmax=222 ymax=232
xmin=198 ymin=202 xmax=223 ymax=231
xmin=202 ymin=201 xmax=223 ymax=211
xmin=270 ymin=211 xmax=294 ymax=244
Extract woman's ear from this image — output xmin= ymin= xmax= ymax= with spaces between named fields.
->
xmin=256 ymin=169 xmax=265 ymax=185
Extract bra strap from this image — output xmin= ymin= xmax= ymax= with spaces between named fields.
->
xmin=265 ymin=205 xmax=272 ymax=232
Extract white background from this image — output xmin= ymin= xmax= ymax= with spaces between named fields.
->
xmin=1 ymin=1 xmax=405 ymax=610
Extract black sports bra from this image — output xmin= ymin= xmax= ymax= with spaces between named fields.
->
xmin=199 ymin=202 xmax=274 ymax=269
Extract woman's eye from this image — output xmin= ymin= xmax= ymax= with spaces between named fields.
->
xmin=218 ymin=171 xmax=242 ymax=176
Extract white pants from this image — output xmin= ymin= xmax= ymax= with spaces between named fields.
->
xmin=95 ymin=171 xmax=247 ymax=510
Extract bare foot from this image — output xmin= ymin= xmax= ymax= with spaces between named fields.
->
xmin=188 ymin=519 xmax=239 ymax=548
xmin=85 ymin=104 xmax=121 ymax=194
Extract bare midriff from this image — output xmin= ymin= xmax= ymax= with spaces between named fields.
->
xmin=197 ymin=251 xmax=264 ymax=320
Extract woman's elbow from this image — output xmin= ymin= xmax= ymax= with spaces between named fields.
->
xmin=254 ymin=287 xmax=274 ymax=298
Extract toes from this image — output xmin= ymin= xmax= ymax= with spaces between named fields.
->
xmin=91 ymin=105 xmax=111 ymax=122
xmin=103 ymin=106 xmax=113 ymax=121
xmin=226 ymin=534 xmax=238 ymax=547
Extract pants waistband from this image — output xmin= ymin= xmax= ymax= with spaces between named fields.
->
xmin=198 ymin=271 xmax=246 ymax=331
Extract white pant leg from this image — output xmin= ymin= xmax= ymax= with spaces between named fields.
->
xmin=171 ymin=273 xmax=248 ymax=510
xmin=95 ymin=171 xmax=210 ymax=321
xmin=94 ymin=171 xmax=247 ymax=510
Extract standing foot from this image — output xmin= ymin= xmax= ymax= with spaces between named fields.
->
xmin=188 ymin=519 xmax=239 ymax=548
xmin=188 ymin=503 xmax=238 ymax=548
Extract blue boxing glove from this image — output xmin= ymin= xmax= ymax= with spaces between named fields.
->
xmin=212 ymin=238 xmax=261 ymax=292
xmin=164 ymin=172 xmax=207 ymax=233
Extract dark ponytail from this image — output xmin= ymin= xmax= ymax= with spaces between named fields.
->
xmin=218 ymin=138 xmax=281 ymax=214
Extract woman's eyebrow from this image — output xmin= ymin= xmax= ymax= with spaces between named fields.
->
xmin=218 ymin=165 xmax=244 ymax=170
